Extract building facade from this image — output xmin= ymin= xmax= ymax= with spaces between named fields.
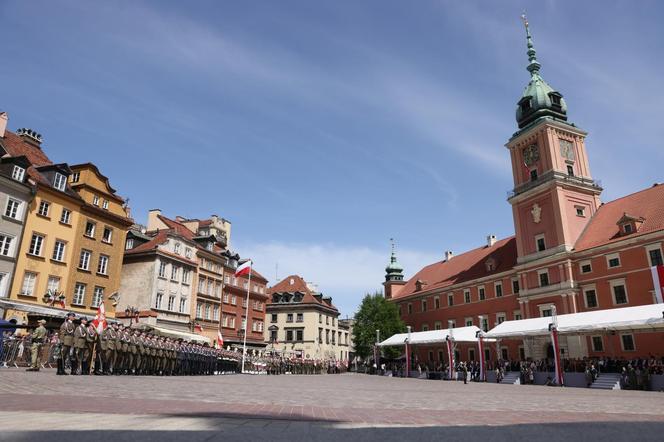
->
xmin=0 ymin=122 xmax=131 ymax=324
xmin=387 ymin=23 xmax=664 ymax=365
xmin=266 ymin=275 xmax=350 ymax=361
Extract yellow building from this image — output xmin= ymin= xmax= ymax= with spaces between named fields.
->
xmin=0 ymin=128 xmax=131 ymax=324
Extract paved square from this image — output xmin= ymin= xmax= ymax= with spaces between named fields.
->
xmin=0 ymin=370 xmax=663 ymax=441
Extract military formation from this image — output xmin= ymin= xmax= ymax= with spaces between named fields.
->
xmin=265 ymin=357 xmax=345 ymax=375
xmin=54 ymin=312 xmax=237 ymax=376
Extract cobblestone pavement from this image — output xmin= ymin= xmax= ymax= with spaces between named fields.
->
xmin=1 ymin=369 xmax=663 ymax=441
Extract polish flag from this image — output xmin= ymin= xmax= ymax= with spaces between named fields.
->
xmin=651 ymin=265 xmax=664 ymax=304
xmin=235 ymin=260 xmax=252 ymax=277
xmin=92 ymin=302 xmax=107 ymax=334
xmin=217 ymin=330 xmax=224 ymax=347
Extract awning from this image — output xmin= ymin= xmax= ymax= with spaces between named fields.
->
xmin=378 ymin=326 xmax=489 ymax=347
xmin=485 ymin=303 xmax=664 ymax=339
xmin=148 ymin=324 xmax=211 ymax=344
xmin=0 ymin=299 xmax=98 ymax=321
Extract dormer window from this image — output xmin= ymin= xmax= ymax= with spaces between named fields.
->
xmin=623 ymin=224 xmax=633 ymax=234
xmin=92 ymin=195 xmax=99 ymax=206
xmin=11 ymin=165 xmax=25 ymax=182
xmin=415 ymin=279 xmax=426 ymax=291
xmin=485 ymin=257 xmax=497 ymax=272
xmin=616 ymin=213 xmax=644 ymax=236
xmin=174 ymin=243 xmax=181 ymax=254
xmin=71 ymin=172 xmax=80 ymax=183
xmin=53 ymin=172 xmax=67 ymax=191
xmin=549 ymin=92 xmax=562 ymax=107
xmin=206 ymin=242 xmax=213 ymax=251
xmin=102 ymin=200 xmax=109 ymax=210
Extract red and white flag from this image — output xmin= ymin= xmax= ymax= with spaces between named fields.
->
xmin=194 ymin=322 xmax=203 ymax=332
xmin=235 ymin=260 xmax=252 ymax=277
xmin=446 ymin=338 xmax=455 ymax=380
xmin=651 ymin=265 xmax=664 ymax=304
xmin=92 ymin=302 xmax=107 ymax=334
xmin=217 ymin=329 xmax=224 ymax=347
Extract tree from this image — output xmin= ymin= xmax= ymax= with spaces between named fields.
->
xmin=353 ymin=292 xmax=405 ymax=361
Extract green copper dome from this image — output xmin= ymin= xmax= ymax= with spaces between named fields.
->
xmin=385 ymin=240 xmax=404 ymax=282
xmin=516 ymin=18 xmax=567 ymax=129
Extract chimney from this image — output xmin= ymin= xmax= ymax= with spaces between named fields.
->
xmin=147 ymin=209 xmax=162 ymax=231
xmin=16 ymin=127 xmax=43 ymax=147
xmin=0 ymin=112 xmax=7 ymax=138
xmin=487 ymin=234 xmax=497 ymax=247
xmin=444 ymin=250 xmax=453 ymax=261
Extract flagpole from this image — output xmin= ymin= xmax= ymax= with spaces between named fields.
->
xmin=241 ymin=266 xmax=252 ymax=373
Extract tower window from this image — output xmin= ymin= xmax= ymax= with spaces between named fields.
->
xmin=576 ymin=207 xmax=585 ymax=217
xmin=535 ymin=235 xmax=546 ymax=252
xmin=520 ymin=97 xmax=532 ymax=113
xmin=550 ymin=94 xmax=561 ymax=106
xmin=530 ymin=169 xmax=538 ymax=182
xmin=567 ymin=165 xmax=574 ymax=177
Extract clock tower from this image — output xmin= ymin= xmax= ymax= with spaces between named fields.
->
xmin=506 ymin=18 xmax=602 ymax=262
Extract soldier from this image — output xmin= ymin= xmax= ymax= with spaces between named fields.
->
xmin=131 ymin=330 xmax=142 ymax=375
xmin=58 ymin=312 xmax=76 ymax=374
xmin=85 ymin=320 xmax=98 ymax=375
xmin=26 ymin=319 xmax=48 ymax=372
xmin=73 ymin=318 xmax=88 ymax=375
xmin=103 ymin=323 xmax=117 ymax=374
xmin=121 ymin=326 xmax=131 ymax=374
xmin=137 ymin=332 xmax=146 ymax=375
xmin=114 ymin=324 xmax=124 ymax=374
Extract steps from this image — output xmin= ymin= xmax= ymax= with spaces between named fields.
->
xmin=500 ymin=371 xmax=521 ymax=385
xmin=590 ymin=373 xmax=621 ymax=390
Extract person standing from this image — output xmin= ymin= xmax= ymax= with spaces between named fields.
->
xmin=26 ymin=319 xmax=48 ymax=372
xmin=102 ymin=323 xmax=117 ymax=375
xmin=73 ymin=318 xmax=88 ymax=375
xmin=58 ymin=312 xmax=76 ymax=374
xmin=85 ymin=321 xmax=98 ymax=375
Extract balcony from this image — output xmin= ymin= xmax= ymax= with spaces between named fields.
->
xmin=507 ymin=171 xmax=602 ymax=200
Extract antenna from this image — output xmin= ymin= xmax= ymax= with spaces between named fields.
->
xmin=275 ymin=262 xmax=279 ymax=282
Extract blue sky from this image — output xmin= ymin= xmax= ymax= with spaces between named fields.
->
xmin=2 ymin=1 xmax=663 ymax=317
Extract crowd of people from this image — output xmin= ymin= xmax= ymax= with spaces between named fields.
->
xmin=1 ymin=314 xmax=349 ymax=377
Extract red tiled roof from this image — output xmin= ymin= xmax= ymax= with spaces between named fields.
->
xmin=1 ymin=130 xmax=53 ymax=185
xmin=267 ymin=275 xmax=338 ymax=311
xmin=575 ymin=184 xmax=664 ymax=251
xmin=158 ymin=215 xmax=196 ymax=240
xmin=393 ymin=237 xmax=518 ymax=300
xmin=125 ymin=230 xmax=198 ymax=266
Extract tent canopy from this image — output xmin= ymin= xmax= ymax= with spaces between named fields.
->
xmin=485 ymin=303 xmax=664 ymax=339
xmin=378 ymin=325 xmax=488 ymax=347
xmin=145 ymin=324 xmax=211 ymax=344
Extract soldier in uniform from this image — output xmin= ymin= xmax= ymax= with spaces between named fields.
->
xmin=26 ymin=319 xmax=48 ymax=372
xmin=73 ymin=318 xmax=88 ymax=375
xmin=128 ymin=330 xmax=139 ymax=374
xmin=121 ymin=326 xmax=131 ymax=374
xmin=58 ymin=312 xmax=76 ymax=374
xmin=103 ymin=322 xmax=117 ymax=374
xmin=114 ymin=324 xmax=124 ymax=374
xmin=85 ymin=320 xmax=98 ymax=375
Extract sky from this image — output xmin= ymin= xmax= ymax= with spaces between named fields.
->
xmin=1 ymin=1 xmax=663 ymax=317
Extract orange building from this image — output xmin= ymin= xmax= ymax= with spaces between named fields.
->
xmin=386 ymin=24 xmax=664 ymax=365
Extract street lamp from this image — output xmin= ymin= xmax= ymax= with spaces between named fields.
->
xmin=124 ymin=306 xmax=139 ymax=326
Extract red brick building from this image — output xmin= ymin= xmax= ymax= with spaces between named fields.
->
xmin=385 ymin=25 xmax=664 ymax=365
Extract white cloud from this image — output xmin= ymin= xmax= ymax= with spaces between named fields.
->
xmin=235 ymin=241 xmax=440 ymax=317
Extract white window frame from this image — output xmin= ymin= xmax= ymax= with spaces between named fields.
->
xmin=125 ymin=238 xmax=134 ymax=250
xmin=102 ymin=227 xmax=113 ymax=243
xmin=645 ymin=243 xmax=663 ymax=267
xmin=185 ymin=248 xmax=192 ymax=259
xmin=92 ymin=195 xmax=100 ymax=206
xmin=513 ymin=310 xmax=522 ymax=321
xmin=582 ymin=284 xmax=599 ymax=309
xmin=538 ymin=304 xmax=553 ymax=317
xmin=610 ymin=279 xmax=629 ymax=305
xmin=92 ymin=287 xmax=104 ymax=307
xmin=52 ymin=240 xmax=66 ymax=262
xmin=579 ymin=260 xmax=592 ymax=274
xmin=53 ymin=173 xmax=67 ymax=191
xmin=11 ymin=165 xmax=25 ymax=182
xmin=170 ymin=265 xmax=179 ymax=281
xmin=84 ymin=221 xmax=96 ymax=238
xmin=494 ymin=281 xmax=503 ymax=298
xmin=434 ymin=295 xmax=441 ymax=309
xmin=97 ymin=254 xmax=109 ymax=275
xmin=477 ymin=286 xmax=485 ymax=301
xmin=79 ymin=249 xmax=91 ymax=270
xmin=46 ymin=275 xmax=60 ymax=293
xmin=447 ymin=293 xmax=454 ymax=306
xmin=4 ymin=198 xmax=22 ymax=220
xmin=60 ymin=208 xmax=71 ymax=225
xmin=29 ymin=233 xmax=45 ymax=256
xmin=102 ymin=200 xmax=109 ymax=210
xmin=167 ymin=295 xmax=175 ymax=311
xmin=73 ymin=283 xmax=86 ymax=305
xmin=0 ymin=233 xmax=14 ymax=257
xmin=213 ymin=305 xmax=220 ymax=320
xmin=174 ymin=242 xmax=181 ymax=254
xmin=620 ymin=333 xmax=636 ymax=352
xmin=158 ymin=261 xmax=167 ymax=278
xmin=575 ymin=205 xmax=586 ymax=217
xmin=21 ymin=272 xmax=37 ymax=296
xmin=537 ymin=269 xmax=550 ymax=287
xmin=464 ymin=317 xmax=473 ymax=327
xmin=464 ymin=289 xmax=471 ymax=304
xmin=156 ymin=292 xmax=164 ymax=310
xmin=179 ymin=298 xmax=187 ymax=313
xmin=37 ymin=200 xmax=50 ymax=217
xmin=496 ymin=312 xmax=506 ymax=325
xmin=182 ymin=269 xmax=190 ymax=285
xmin=606 ymin=252 xmax=621 ymax=269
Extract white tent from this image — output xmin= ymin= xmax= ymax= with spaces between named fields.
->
xmin=485 ymin=303 xmax=664 ymax=339
xmin=378 ymin=325 xmax=485 ymax=347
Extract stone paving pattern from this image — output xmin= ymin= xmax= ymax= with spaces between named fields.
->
xmin=1 ymin=369 xmax=663 ymax=441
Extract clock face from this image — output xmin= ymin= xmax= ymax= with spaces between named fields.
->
xmin=523 ymin=144 xmax=539 ymax=167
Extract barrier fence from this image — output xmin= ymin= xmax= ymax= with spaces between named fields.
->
xmin=1 ymin=337 xmax=56 ymax=369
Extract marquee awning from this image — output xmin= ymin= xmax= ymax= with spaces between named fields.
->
xmin=484 ymin=303 xmax=664 ymax=339
xmin=147 ymin=324 xmax=211 ymax=344
xmin=0 ymin=299 xmax=99 ymax=321
xmin=378 ymin=325 xmax=489 ymax=347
